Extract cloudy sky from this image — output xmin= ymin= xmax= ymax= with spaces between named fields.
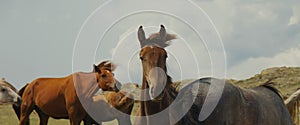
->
xmin=1 ymin=0 xmax=299 ymax=89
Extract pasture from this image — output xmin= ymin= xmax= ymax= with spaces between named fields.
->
xmin=0 ymin=104 xmax=69 ymax=125
xmin=0 ymin=103 xmax=140 ymax=125
xmin=0 ymin=67 xmax=299 ymax=124
xmin=0 ymin=104 xmax=73 ymax=125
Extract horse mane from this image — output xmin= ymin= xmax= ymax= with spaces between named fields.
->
xmin=96 ymin=60 xmax=116 ymax=71
xmin=147 ymin=32 xmax=176 ymax=48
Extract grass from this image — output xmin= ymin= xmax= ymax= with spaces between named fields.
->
xmin=0 ymin=101 xmax=140 ymax=125
xmin=0 ymin=104 xmax=139 ymax=125
xmin=1 ymin=66 xmax=299 ymax=124
xmin=0 ymin=104 xmax=70 ymax=125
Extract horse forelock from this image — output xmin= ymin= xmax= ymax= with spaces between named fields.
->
xmin=142 ymin=32 xmax=176 ymax=48
xmin=96 ymin=60 xmax=116 ymax=72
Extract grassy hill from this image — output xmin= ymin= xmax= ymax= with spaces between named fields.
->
xmin=229 ymin=67 xmax=300 ymax=99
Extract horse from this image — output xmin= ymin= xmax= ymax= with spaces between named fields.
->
xmin=285 ymin=89 xmax=300 ymax=124
xmin=84 ymin=89 xmax=135 ymax=125
xmin=135 ymin=25 xmax=293 ymax=125
xmin=0 ymin=78 xmax=20 ymax=104
xmin=15 ymin=84 xmax=135 ymax=125
xmin=19 ymin=61 xmax=120 ymax=125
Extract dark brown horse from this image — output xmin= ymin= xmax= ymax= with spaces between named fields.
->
xmin=135 ymin=25 xmax=293 ymax=125
xmin=19 ymin=61 xmax=120 ymax=125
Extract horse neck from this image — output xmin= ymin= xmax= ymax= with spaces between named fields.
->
xmin=160 ymin=75 xmax=177 ymax=109
xmin=141 ymin=74 xmax=177 ymax=103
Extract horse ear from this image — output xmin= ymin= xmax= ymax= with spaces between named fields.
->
xmin=93 ymin=64 xmax=101 ymax=73
xmin=159 ymin=25 xmax=167 ymax=40
xmin=138 ymin=26 xmax=146 ymax=47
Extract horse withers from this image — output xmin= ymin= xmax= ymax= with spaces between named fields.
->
xmin=18 ymin=61 xmax=120 ymax=125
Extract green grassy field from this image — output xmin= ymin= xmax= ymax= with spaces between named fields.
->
xmin=0 ymin=104 xmax=71 ymax=125
xmin=0 ymin=101 xmax=140 ymax=125
xmin=0 ymin=104 xmax=137 ymax=125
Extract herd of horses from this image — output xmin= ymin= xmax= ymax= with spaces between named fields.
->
xmin=0 ymin=25 xmax=297 ymax=125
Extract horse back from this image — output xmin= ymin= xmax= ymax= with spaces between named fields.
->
xmin=239 ymin=85 xmax=293 ymax=125
xmin=176 ymin=78 xmax=293 ymax=125
xmin=21 ymin=76 xmax=74 ymax=117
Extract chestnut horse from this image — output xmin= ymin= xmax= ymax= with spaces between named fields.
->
xmin=0 ymin=78 xmax=20 ymax=104
xmin=135 ymin=25 xmax=293 ymax=125
xmin=19 ymin=61 xmax=120 ymax=125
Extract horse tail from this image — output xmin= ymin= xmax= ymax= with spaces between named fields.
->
xmin=285 ymin=89 xmax=300 ymax=124
xmin=12 ymin=84 xmax=29 ymax=124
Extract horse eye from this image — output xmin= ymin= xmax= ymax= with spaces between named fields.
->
xmin=140 ymin=57 xmax=144 ymax=61
xmin=112 ymin=73 xmax=115 ymax=76
xmin=101 ymin=74 xmax=107 ymax=78
xmin=1 ymin=88 xmax=6 ymax=92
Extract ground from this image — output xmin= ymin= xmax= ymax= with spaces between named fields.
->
xmin=1 ymin=67 xmax=299 ymax=124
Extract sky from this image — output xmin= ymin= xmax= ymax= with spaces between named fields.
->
xmin=0 ymin=0 xmax=299 ymax=89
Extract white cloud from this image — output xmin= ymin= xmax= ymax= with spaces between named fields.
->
xmin=194 ymin=0 xmax=298 ymax=67
xmin=227 ymin=44 xmax=300 ymax=79
xmin=288 ymin=16 xmax=298 ymax=26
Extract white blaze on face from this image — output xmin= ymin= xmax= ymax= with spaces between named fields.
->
xmin=105 ymin=70 xmax=116 ymax=89
xmin=148 ymin=67 xmax=167 ymax=100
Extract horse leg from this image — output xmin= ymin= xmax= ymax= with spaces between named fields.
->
xmin=19 ymin=100 xmax=34 ymax=125
xmin=83 ymin=114 xmax=100 ymax=125
xmin=36 ymin=109 xmax=49 ymax=125
xmin=68 ymin=105 xmax=86 ymax=125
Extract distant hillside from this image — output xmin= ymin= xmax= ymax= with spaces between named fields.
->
xmin=228 ymin=67 xmax=300 ymax=99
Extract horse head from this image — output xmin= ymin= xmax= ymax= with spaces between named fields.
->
xmin=0 ymin=79 xmax=21 ymax=104
xmin=93 ymin=61 xmax=121 ymax=92
xmin=138 ymin=25 xmax=176 ymax=101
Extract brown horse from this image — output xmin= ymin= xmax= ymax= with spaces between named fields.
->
xmin=19 ymin=61 xmax=120 ymax=125
xmin=135 ymin=25 xmax=293 ymax=125
xmin=0 ymin=78 xmax=20 ymax=104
